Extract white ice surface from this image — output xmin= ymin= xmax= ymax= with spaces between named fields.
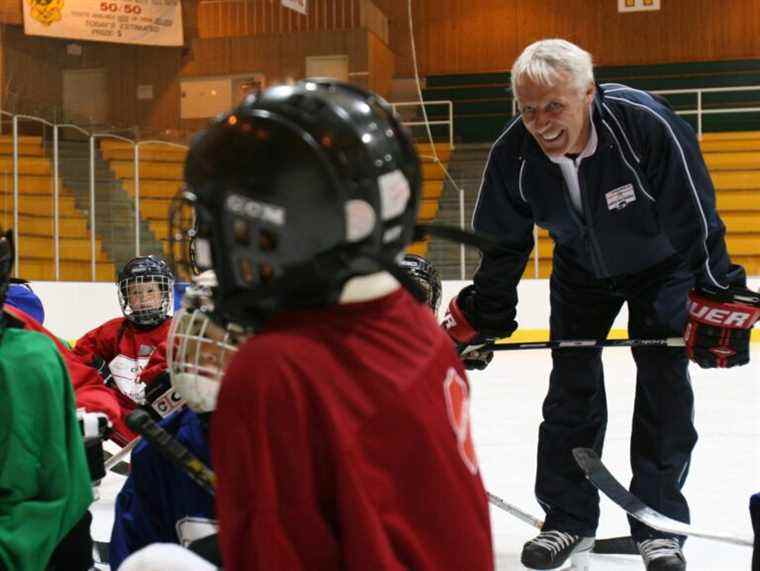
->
xmin=91 ymin=346 xmax=759 ymax=570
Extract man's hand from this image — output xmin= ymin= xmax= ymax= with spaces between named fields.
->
xmin=442 ymin=286 xmax=513 ymax=370
xmin=684 ymin=287 xmax=760 ymax=368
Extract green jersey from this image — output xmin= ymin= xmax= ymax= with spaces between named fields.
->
xmin=0 ymin=328 xmax=93 ymax=571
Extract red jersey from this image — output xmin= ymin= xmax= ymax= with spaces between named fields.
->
xmin=212 ymin=288 xmax=493 ymax=571
xmin=4 ymin=305 xmax=126 ymax=438
xmin=73 ymin=316 xmax=170 ymax=440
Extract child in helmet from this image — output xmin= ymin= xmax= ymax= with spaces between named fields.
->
xmin=186 ymin=81 xmax=493 ymax=571
xmin=400 ymin=253 xmax=442 ymax=315
xmin=73 ymin=255 xmax=177 ymax=444
xmin=110 ymin=271 xmax=247 ymax=570
xmin=112 ymin=258 xmax=445 ymax=570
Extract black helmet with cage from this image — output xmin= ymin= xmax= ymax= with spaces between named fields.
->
xmin=117 ymin=255 xmax=175 ymax=327
xmin=400 ymin=253 xmax=442 ymax=314
xmin=182 ymin=79 xmax=422 ymax=326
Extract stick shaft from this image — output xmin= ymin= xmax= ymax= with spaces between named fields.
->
xmin=127 ymin=410 xmax=216 ymax=495
xmin=487 ymin=337 xmax=685 ymax=352
xmin=104 ymin=436 xmax=140 ymax=470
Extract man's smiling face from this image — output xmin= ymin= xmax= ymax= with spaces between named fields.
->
xmin=515 ymin=72 xmax=595 ymax=158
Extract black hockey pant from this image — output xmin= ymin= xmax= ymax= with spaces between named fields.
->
xmin=536 ymin=254 xmax=698 ymax=542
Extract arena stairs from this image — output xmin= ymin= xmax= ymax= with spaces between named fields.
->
xmin=0 ymin=134 xmax=115 ymax=281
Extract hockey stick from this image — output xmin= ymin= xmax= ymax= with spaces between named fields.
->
xmin=486 ymin=491 xmax=638 ymax=555
xmin=487 ymin=492 xmax=543 ymax=528
xmin=104 ymin=436 xmax=140 ymax=472
xmin=572 ymin=447 xmax=753 ymax=547
xmin=126 ymin=409 xmax=216 ymax=495
xmin=486 ymin=337 xmax=686 ymax=352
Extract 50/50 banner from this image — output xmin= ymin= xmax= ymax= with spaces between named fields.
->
xmin=23 ymin=0 xmax=183 ymax=46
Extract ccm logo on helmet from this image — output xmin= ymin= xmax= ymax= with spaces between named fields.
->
xmin=688 ymin=300 xmax=757 ymax=328
xmin=225 ymin=194 xmax=285 ymax=226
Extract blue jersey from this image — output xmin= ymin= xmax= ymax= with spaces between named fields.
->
xmin=109 ymin=408 xmax=216 ymax=570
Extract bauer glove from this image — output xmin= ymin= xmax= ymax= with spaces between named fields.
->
xmin=684 ymin=286 xmax=760 ymax=368
xmin=442 ymin=285 xmax=517 ymax=370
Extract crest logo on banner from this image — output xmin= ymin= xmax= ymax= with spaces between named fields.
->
xmin=28 ymin=0 xmax=65 ymax=26
xmin=281 ymin=0 xmax=308 ymax=16
xmin=23 ymin=0 xmax=183 ymax=46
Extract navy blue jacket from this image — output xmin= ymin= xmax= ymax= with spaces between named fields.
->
xmin=471 ymin=83 xmax=742 ymax=330
xmin=109 ymin=408 xmax=216 ymax=570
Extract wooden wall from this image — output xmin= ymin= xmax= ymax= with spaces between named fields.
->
xmin=1 ymin=0 xmax=393 ymax=134
xmin=1 ymin=24 xmax=183 ymax=130
xmin=373 ymin=0 xmax=760 ymax=76
xmin=367 ymin=30 xmax=394 ymax=97
xmin=198 ymin=0 xmax=361 ymax=37
xmin=1 ymin=23 xmax=384 ymax=134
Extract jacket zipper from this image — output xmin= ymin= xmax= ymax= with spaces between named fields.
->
xmin=577 ymin=161 xmax=610 ymax=276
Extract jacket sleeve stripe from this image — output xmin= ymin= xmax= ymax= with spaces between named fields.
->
xmin=606 ymin=95 xmax=728 ymax=289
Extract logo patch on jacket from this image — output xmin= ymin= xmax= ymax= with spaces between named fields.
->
xmin=605 ymin=184 xmax=636 ymax=211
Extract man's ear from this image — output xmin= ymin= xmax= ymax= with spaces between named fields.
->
xmin=585 ymin=82 xmax=596 ymax=105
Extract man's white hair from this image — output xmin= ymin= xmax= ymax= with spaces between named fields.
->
xmin=511 ymin=39 xmax=594 ymax=96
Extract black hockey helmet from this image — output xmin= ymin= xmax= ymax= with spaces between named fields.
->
xmin=117 ymin=255 xmax=175 ymax=327
xmin=400 ymin=253 xmax=442 ymax=314
xmin=183 ymin=80 xmax=421 ymax=326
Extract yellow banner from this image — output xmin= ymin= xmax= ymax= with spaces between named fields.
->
xmin=23 ymin=0 xmax=183 ymax=46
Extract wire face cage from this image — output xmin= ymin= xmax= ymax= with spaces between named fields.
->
xmin=166 ymin=272 xmax=249 ymax=413
xmin=118 ymin=273 xmax=174 ymax=327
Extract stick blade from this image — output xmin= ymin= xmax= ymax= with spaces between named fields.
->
xmin=572 ymin=447 xmax=753 ymax=547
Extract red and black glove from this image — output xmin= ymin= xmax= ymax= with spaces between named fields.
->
xmin=684 ymin=287 xmax=760 ymax=368
xmin=442 ymin=285 xmax=517 ymax=371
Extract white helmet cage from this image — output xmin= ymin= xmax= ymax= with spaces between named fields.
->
xmin=166 ymin=272 xmax=248 ymax=413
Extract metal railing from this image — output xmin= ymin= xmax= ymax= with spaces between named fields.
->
xmin=391 ymin=100 xmax=455 ymax=149
xmin=650 ymin=85 xmax=760 ymax=139
xmin=1 ymin=109 xmax=189 ymax=281
xmin=3 ymin=82 xmax=758 ymax=282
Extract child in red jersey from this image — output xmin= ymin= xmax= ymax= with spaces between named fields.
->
xmin=73 ymin=255 xmax=176 ymax=444
xmin=181 ymin=80 xmax=494 ymax=571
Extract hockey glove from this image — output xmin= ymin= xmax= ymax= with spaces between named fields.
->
xmin=143 ymin=370 xmax=185 ymax=420
xmin=684 ymin=286 xmax=760 ymax=368
xmin=442 ymin=285 xmax=516 ymax=371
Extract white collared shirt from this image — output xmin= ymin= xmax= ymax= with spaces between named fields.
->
xmin=548 ymin=105 xmax=598 ymax=216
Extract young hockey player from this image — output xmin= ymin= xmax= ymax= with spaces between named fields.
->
xmin=73 ymin=255 xmax=176 ymax=444
xmin=401 ymin=252 xmax=442 ymax=314
xmin=0 ymin=229 xmax=93 ymax=571
xmin=183 ymin=79 xmax=493 ymax=571
xmin=109 ymin=271 xmax=245 ymax=570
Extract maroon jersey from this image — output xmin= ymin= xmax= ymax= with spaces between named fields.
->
xmin=73 ymin=317 xmax=170 ymax=441
xmin=212 ymin=288 xmax=493 ymax=571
